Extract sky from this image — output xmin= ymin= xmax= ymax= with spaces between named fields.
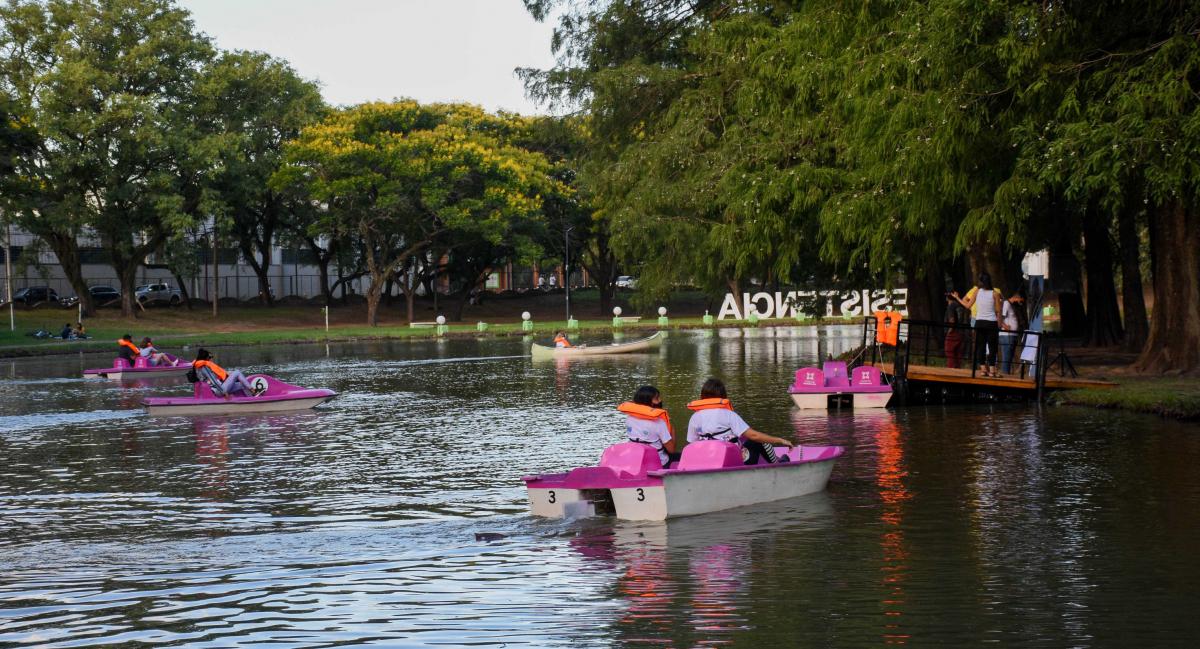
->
xmin=177 ymin=0 xmax=560 ymax=115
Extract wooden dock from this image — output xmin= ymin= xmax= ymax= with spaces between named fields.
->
xmin=869 ymin=362 xmax=1117 ymax=391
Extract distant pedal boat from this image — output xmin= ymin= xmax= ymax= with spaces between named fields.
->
xmin=530 ymin=331 xmax=663 ymax=359
xmin=143 ymin=374 xmax=335 ymax=416
xmin=83 ymin=354 xmax=190 ymax=380
xmin=788 ymin=361 xmax=893 ymax=409
xmin=523 ymin=441 xmax=843 ymax=521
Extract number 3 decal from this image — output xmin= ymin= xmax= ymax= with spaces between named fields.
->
xmin=636 ymin=488 xmax=645 ymax=502
xmin=548 ymin=490 xmax=556 ymax=504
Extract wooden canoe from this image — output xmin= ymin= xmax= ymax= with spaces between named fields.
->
xmin=531 ymin=331 xmax=663 ymax=359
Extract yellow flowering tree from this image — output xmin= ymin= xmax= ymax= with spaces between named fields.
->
xmin=274 ymin=101 xmax=558 ymax=325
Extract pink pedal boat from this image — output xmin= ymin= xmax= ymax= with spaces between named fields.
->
xmin=83 ymin=354 xmax=189 ymax=380
xmin=523 ymin=440 xmax=843 ymax=521
xmin=788 ymin=361 xmax=893 ymax=409
xmin=143 ymin=374 xmax=336 ymax=416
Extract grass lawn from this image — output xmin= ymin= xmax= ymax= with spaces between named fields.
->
xmin=1054 ymin=377 xmax=1200 ymax=420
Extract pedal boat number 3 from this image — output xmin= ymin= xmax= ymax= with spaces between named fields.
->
xmin=522 ymin=441 xmax=844 ymax=521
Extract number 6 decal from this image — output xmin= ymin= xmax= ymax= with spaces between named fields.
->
xmin=636 ymin=488 xmax=645 ymax=502
xmin=548 ymin=490 xmax=556 ymax=503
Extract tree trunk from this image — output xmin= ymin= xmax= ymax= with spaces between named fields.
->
xmin=1050 ymin=235 xmax=1086 ymax=337
xmin=966 ymin=242 xmax=1010 ymax=294
xmin=1082 ymin=213 xmax=1123 ymax=347
xmin=43 ymin=232 xmax=94 ymax=316
xmin=365 ymin=270 xmax=384 ymax=326
xmin=1134 ymin=200 xmax=1200 ymax=374
xmin=115 ymin=256 xmax=141 ymax=318
xmin=1119 ymin=202 xmax=1149 ymax=352
xmin=316 ymin=256 xmax=333 ymax=306
xmin=171 ymin=269 xmax=192 ymax=310
xmin=903 ymin=256 xmax=946 ymax=323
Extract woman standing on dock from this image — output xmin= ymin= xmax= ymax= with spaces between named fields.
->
xmin=952 ymin=273 xmax=1004 ymax=377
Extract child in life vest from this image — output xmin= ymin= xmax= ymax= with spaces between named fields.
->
xmin=193 ymin=348 xmax=261 ymax=398
xmin=553 ymin=331 xmax=572 ymax=348
xmin=686 ymin=377 xmax=794 ymax=465
xmin=617 ymin=385 xmax=679 ymax=467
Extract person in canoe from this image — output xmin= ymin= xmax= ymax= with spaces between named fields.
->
xmin=139 ymin=337 xmax=179 ymax=366
xmin=553 ymin=331 xmax=573 ymax=348
xmin=117 ymin=334 xmax=140 ymax=363
xmin=193 ymin=348 xmax=263 ymax=398
xmin=686 ymin=377 xmax=794 ymax=465
xmin=618 ymin=385 xmax=680 ymax=467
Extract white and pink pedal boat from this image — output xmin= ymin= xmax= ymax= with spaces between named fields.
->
xmin=83 ymin=354 xmax=189 ymax=380
xmin=143 ymin=374 xmax=336 ymax=416
xmin=788 ymin=361 xmax=893 ymax=409
xmin=523 ymin=440 xmax=843 ymax=521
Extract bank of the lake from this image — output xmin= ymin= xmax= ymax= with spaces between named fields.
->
xmin=1055 ymin=378 xmax=1200 ymax=421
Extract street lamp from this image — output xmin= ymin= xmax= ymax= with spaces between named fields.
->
xmin=564 ymin=225 xmax=574 ymax=323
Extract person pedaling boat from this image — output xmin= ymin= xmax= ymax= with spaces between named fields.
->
xmin=192 ymin=348 xmax=263 ymax=398
xmin=140 ymin=337 xmax=178 ymax=366
xmin=686 ymin=377 xmax=794 ymax=465
xmin=553 ymin=331 xmax=573 ymax=348
xmin=617 ymin=385 xmax=680 ymax=467
xmin=116 ymin=334 xmax=140 ymax=363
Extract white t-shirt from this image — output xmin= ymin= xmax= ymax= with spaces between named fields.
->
xmin=625 ymin=416 xmax=673 ymax=465
xmin=1001 ymin=300 xmax=1019 ymax=333
xmin=686 ymin=409 xmax=751 ymax=444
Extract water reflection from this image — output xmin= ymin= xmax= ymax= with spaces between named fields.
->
xmin=1 ymin=332 xmax=1199 ymax=646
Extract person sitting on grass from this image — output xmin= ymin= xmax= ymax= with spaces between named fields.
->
xmin=192 ymin=348 xmax=262 ymax=398
xmin=686 ymin=377 xmax=795 ymax=465
xmin=60 ymin=323 xmax=73 ymax=340
xmin=74 ymin=322 xmax=87 ymax=339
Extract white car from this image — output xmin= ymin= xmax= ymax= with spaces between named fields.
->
xmin=615 ymin=276 xmax=637 ymax=289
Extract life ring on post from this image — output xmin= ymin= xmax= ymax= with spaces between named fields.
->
xmin=874 ymin=310 xmax=902 ymax=346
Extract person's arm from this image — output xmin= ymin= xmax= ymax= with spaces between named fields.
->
xmin=742 ymin=428 xmax=794 ymax=448
xmin=954 ymin=288 xmax=976 ymax=309
xmin=658 ymin=422 xmax=677 ymax=454
xmin=995 ymin=291 xmax=1004 ymax=324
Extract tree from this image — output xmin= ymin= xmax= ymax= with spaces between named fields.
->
xmin=0 ymin=0 xmax=217 ymax=317
xmin=197 ymin=50 xmax=325 ymax=306
xmin=275 ymin=101 xmax=559 ymax=325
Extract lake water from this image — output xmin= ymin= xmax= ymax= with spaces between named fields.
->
xmin=1 ymin=327 xmax=1198 ymax=647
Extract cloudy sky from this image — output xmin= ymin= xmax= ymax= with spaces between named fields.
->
xmin=178 ymin=0 xmax=560 ymax=114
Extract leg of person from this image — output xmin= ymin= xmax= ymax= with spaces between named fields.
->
xmin=1000 ymin=335 xmax=1015 ymax=374
xmin=985 ymin=324 xmax=1001 ymax=375
xmin=944 ymin=334 xmax=957 ymax=368
xmin=742 ymin=440 xmax=780 ymax=465
xmin=972 ymin=326 xmax=988 ymax=375
xmin=220 ymin=370 xmax=256 ymax=396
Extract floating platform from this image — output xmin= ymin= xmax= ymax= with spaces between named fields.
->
xmin=869 ymin=361 xmax=1116 ymax=403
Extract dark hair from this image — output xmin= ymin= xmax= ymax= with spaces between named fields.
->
xmin=195 ymin=348 xmax=211 ymax=361
xmin=141 ymin=337 xmax=152 ymax=345
xmin=122 ymin=334 xmax=132 ymax=341
xmin=978 ymin=272 xmax=994 ymax=291
xmin=700 ymin=377 xmax=727 ymax=399
xmin=1011 ymin=284 xmax=1027 ymax=300
xmin=632 ymin=385 xmax=660 ymax=407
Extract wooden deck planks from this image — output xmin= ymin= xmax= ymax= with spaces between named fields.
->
xmin=869 ymin=362 xmax=1117 ymax=391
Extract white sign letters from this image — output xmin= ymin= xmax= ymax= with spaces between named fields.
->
xmin=717 ymin=288 xmax=908 ymax=320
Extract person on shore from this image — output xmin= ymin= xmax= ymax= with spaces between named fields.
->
xmin=192 ymin=348 xmax=262 ymax=398
xmin=553 ymin=331 xmax=573 ymax=348
xmin=139 ymin=337 xmax=178 ymax=366
xmin=117 ymin=334 xmax=140 ymax=363
xmin=617 ymin=385 xmax=679 ymax=467
xmin=944 ymin=305 xmax=965 ymax=369
xmin=60 ymin=323 xmax=73 ymax=340
xmin=953 ymin=273 xmax=1003 ymax=377
xmin=999 ymin=287 xmax=1027 ymax=375
xmin=74 ymin=322 xmax=87 ymax=339
xmin=686 ymin=377 xmax=794 ymax=465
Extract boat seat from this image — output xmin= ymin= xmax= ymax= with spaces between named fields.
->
xmin=134 ymin=356 xmax=150 ymax=368
xmin=113 ymin=357 xmax=131 ymax=369
xmin=599 ymin=442 xmax=662 ymax=477
xmin=678 ymin=441 xmax=743 ymax=470
xmin=822 ymin=361 xmax=850 ymax=388
xmin=791 ymin=367 xmax=825 ymax=391
xmin=852 ymin=365 xmax=884 ymax=387
xmin=193 ymin=381 xmax=217 ymax=399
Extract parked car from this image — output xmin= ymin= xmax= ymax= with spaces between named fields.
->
xmin=12 ymin=286 xmax=59 ymax=305
xmin=62 ymin=285 xmax=122 ymax=308
xmin=135 ymin=283 xmax=183 ymax=306
xmin=615 ymin=275 xmax=637 ymax=289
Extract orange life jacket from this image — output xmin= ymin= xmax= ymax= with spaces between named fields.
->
xmin=193 ymin=359 xmax=227 ymax=381
xmin=874 ymin=310 xmax=902 ymax=346
xmin=553 ymin=334 xmax=572 ymax=348
xmin=617 ymin=402 xmax=673 ymax=435
xmin=686 ymin=398 xmax=733 ymax=411
xmin=117 ymin=339 xmax=140 ymax=354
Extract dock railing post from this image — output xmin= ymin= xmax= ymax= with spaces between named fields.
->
xmin=969 ymin=323 xmax=978 ymax=378
xmin=922 ymin=322 xmax=930 ymax=366
xmin=1036 ymin=331 xmax=1048 ymax=400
